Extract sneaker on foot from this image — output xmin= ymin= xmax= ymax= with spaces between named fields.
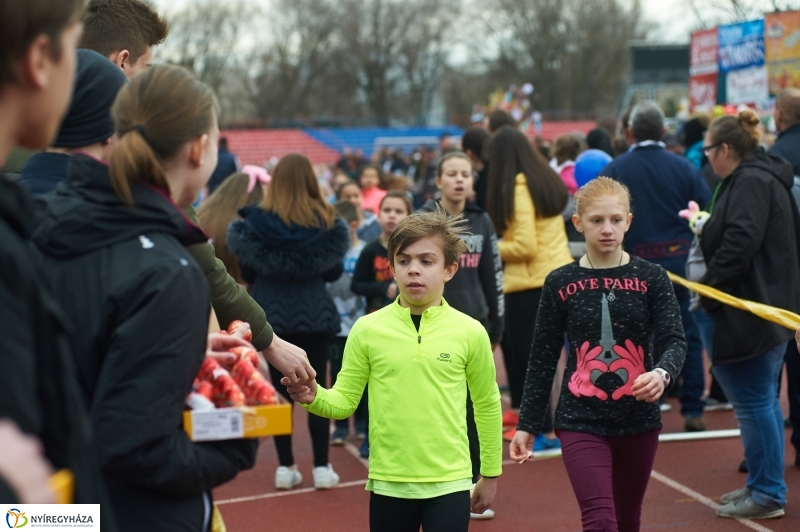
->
xmin=275 ymin=465 xmax=302 ymax=490
xmin=330 ymin=427 xmax=348 ymax=446
xmin=720 ymin=487 xmax=750 ymax=504
xmin=704 ymin=398 xmax=733 ymax=412
xmin=716 ymin=496 xmax=784 ymax=519
xmin=659 ymin=403 xmax=672 ymax=412
xmin=313 ymin=464 xmax=340 ymax=489
xmin=502 ymin=410 xmax=519 ymax=428
xmin=738 ymin=459 xmax=748 ymax=473
xmin=533 ymin=434 xmax=562 ymax=457
xmin=684 ymin=417 xmax=706 ymax=432
xmin=470 ymin=508 xmax=495 ymax=520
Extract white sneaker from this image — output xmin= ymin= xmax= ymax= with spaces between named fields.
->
xmin=660 ymin=403 xmax=672 ymax=412
xmin=275 ymin=465 xmax=302 ymax=490
xmin=313 ymin=464 xmax=340 ymax=489
xmin=470 ymin=508 xmax=495 ymax=520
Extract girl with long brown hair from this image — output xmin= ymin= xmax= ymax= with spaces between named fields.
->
xmin=228 ymin=153 xmax=349 ymax=491
xmin=32 ymin=65 xmax=258 ymax=532
xmin=485 ymin=126 xmax=573 ymax=450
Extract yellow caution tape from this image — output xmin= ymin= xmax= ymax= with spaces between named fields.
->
xmin=668 ymin=272 xmax=800 ymax=331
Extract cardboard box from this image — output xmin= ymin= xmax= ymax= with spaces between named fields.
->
xmin=184 ymin=398 xmax=292 ymax=442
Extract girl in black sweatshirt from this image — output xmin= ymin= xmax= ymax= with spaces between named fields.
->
xmin=510 ymin=177 xmax=686 ymax=532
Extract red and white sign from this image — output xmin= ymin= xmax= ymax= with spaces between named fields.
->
xmin=726 ymin=65 xmax=769 ymax=105
xmin=689 ymin=72 xmax=718 ymax=112
xmin=691 ymin=28 xmax=719 ymax=75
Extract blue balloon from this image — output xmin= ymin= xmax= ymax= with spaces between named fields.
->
xmin=574 ymin=149 xmax=613 ymax=188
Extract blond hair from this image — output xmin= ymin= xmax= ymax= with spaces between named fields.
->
xmin=574 ymin=177 xmax=631 ymax=216
xmin=110 ymin=65 xmax=218 ymax=205
xmin=387 ymin=205 xmax=469 ymax=267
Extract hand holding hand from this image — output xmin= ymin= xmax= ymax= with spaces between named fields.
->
xmin=0 ymin=420 xmax=55 ymax=504
xmin=509 ymin=430 xmax=534 ymax=463
xmin=207 ymin=332 xmax=254 ymax=365
xmin=631 ymin=371 xmax=665 ymax=402
xmin=268 ymin=334 xmax=316 ymax=386
xmin=285 ymin=381 xmax=318 ymax=404
xmin=470 ymin=477 xmax=497 ymax=514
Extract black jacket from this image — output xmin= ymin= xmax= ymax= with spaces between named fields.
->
xmin=228 ymin=206 xmax=349 ymax=336
xmin=17 ymin=152 xmax=70 ymax=195
xmin=0 ymin=176 xmax=114 ymax=525
xmin=32 ymin=154 xmax=257 ymax=532
xmin=700 ymin=149 xmax=800 ymax=364
xmin=419 ymin=200 xmax=505 ymax=343
xmin=769 ymin=123 xmax=800 ymax=175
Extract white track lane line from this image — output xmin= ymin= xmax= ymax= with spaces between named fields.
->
xmin=215 ymin=479 xmax=368 ymax=505
xmin=650 ymin=470 xmax=776 ymax=532
xmin=345 ymin=441 xmax=370 ymax=469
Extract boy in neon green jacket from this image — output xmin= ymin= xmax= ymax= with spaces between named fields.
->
xmin=285 ymin=208 xmax=502 ymax=532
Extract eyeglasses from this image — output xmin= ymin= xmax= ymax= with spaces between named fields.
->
xmin=701 ymin=143 xmax=722 ymax=156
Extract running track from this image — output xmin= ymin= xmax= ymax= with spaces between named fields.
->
xmin=213 ymin=389 xmax=800 ymax=532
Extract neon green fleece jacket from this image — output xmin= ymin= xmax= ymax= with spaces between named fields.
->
xmin=303 ymin=298 xmax=503 ymax=482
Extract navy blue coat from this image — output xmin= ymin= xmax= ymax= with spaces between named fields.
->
xmin=600 ymin=145 xmax=711 ymax=282
xmin=770 ymin=123 xmax=800 ymax=176
xmin=17 ymin=152 xmax=70 ymax=195
xmin=228 ymin=207 xmax=349 ymax=336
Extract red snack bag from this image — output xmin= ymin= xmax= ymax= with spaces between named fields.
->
xmin=227 ymin=320 xmax=252 ymax=342
xmin=185 ymin=392 xmax=215 ymax=412
xmin=194 ymin=381 xmax=213 ymax=401
xmin=211 ymin=373 xmax=246 ymax=407
xmin=228 ymin=346 xmax=259 ymax=367
xmin=197 ymin=357 xmax=221 ymax=382
xmin=231 ymin=359 xmax=278 ymax=405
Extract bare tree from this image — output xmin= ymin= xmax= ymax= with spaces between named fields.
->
xmin=248 ymin=0 xmax=348 ymax=123
xmin=162 ymin=1 xmax=259 ymax=110
xmin=338 ymin=0 xmax=459 ymax=125
xmin=483 ymin=0 xmax=647 ymax=113
xmin=685 ymin=0 xmax=790 ymax=26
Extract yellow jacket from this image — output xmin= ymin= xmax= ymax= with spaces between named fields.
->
xmin=498 ymin=174 xmax=573 ymax=293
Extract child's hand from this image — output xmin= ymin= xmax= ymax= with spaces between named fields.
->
xmin=285 ymin=380 xmax=318 ymax=404
xmin=509 ymin=430 xmax=534 ymax=463
xmin=631 ymin=371 xmax=665 ymax=402
xmin=470 ymin=477 xmax=497 ymax=514
xmin=386 ymin=282 xmax=398 ymax=299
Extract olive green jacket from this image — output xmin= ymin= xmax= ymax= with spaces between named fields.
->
xmin=184 ymin=206 xmax=273 ymax=350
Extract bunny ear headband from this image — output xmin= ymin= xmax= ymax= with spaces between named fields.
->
xmin=242 ymin=165 xmax=271 ymax=193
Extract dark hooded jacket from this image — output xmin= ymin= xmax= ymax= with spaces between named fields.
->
xmin=0 ymin=175 xmax=114 ymax=527
xmin=418 ymin=200 xmax=505 ymax=343
xmin=700 ymin=148 xmax=800 ymax=364
xmin=227 ymin=206 xmax=349 ymax=336
xmin=32 ymin=154 xmax=257 ymax=532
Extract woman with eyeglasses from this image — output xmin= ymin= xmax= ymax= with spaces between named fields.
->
xmin=700 ymin=109 xmax=800 ymax=520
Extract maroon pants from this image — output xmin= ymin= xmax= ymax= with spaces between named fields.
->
xmin=558 ymin=429 xmax=659 ymax=532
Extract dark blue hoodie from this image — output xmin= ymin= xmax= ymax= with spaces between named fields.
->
xmin=600 ymin=144 xmax=711 ymax=283
xmin=227 ymin=206 xmax=349 ymax=335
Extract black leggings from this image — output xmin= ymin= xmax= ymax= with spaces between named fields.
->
xmin=270 ymin=333 xmax=331 ymax=468
xmin=502 ymin=288 xmax=554 ymax=433
xmin=369 ymin=491 xmax=470 ymax=532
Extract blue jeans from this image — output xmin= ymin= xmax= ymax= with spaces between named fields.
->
xmin=691 ymin=307 xmax=715 ymax=356
xmin=677 ymin=298 xmax=705 ymax=418
xmin=713 ymin=342 xmax=788 ymax=509
xmin=784 ymin=341 xmax=800 ymax=453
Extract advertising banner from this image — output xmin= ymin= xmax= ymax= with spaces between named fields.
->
xmin=690 ymin=28 xmax=719 ymax=75
xmin=726 ymin=65 xmax=769 ymax=105
xmin=765 ymin=10 xmax=800 ymax=93
xmin=690 ymin=71 xmax=718 ymax=111
xmin=718 ymin=19 xmax=765 ymax=73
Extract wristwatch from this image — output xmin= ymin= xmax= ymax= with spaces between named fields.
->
xmin=653 ymin=368 xmax=671 ymax=386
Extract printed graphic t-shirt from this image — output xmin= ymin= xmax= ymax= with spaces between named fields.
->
xmin=517 ymin=256 xmax=687 ymax=437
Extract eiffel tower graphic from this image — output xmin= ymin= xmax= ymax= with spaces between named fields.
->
xmin=590 ymin=294 xmax=625 ymax=384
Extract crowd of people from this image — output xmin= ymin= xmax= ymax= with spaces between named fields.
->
xmin=3 ymin=1 xmax=800 ymax=531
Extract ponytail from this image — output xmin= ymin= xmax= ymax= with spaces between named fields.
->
xmin=109 ymin=127 xmax=170 ymax=205
xmin=109 ymin=65 xmax=218 ymax=205
xmin=708 ymin=109 xmax=761 ymax=160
